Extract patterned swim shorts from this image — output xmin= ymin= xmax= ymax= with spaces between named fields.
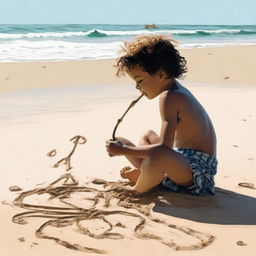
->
xmin=160 ymin=148 xmax=218 ymax=195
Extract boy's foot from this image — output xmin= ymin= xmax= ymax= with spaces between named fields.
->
xmin=120 ymin=166 xmax=141 ymax=185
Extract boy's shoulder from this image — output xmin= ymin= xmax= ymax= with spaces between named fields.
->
xmin=159 ymin=89 xmax=188 ymax=118
xmin=159 ymin=85 xmax=191 ymax=106
xmin=159 ymin=83 xmax=200 ymax=117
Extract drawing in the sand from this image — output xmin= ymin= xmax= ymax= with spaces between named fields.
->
xmin=11 ymin=96 xmax=215 ymax=253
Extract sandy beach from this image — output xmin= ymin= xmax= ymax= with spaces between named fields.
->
xmin=0 ymin=45 xmax=256 ymax=256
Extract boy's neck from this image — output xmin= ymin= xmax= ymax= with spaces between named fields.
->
xmin=163 ymin=79 xmax=177 ymax=92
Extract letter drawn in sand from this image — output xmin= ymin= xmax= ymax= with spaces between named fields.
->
xmin=53 ymin=135 xmax=87 ymax=171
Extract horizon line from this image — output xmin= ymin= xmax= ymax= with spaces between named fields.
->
xmin=0 ymin=23 xmax=255 ymax=26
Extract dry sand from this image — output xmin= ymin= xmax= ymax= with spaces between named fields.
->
xmin=0 ymin=46 xmax=256 ymax=255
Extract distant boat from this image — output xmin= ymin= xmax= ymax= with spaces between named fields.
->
xmin=144 ymin=24 xmax=158 ymax=29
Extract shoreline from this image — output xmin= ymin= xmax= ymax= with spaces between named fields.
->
xmin=1 ymin=43 xmax=256 ymax=64
xmin=1 ymin=45 xmax=256 ymax=94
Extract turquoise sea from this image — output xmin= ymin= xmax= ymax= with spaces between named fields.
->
xmin=0 ymin=24 xmax=256 ymax=62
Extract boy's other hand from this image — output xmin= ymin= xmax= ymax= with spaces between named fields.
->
xmin=105 ymin=139 xmax=124 ymax=157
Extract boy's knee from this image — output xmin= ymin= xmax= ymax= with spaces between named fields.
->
xmin=141 ymin=129 xmax=158 ymax=142
xmin=145 ymin=129 xmax=157 ymax=138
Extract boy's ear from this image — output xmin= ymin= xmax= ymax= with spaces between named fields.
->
xmin=157 ymin=70 xmax=166 ymax=80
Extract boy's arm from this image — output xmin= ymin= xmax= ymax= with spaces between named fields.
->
xmin=158 ymin=91 xmax=179 ymax=148
xmin=122 ymin=92 xmax=178 ymax=157
xmin=122 ymin=143 xmax=161 ymax=158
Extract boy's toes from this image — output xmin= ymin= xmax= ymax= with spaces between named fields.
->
xmin=120 ymin=166 xmax=132 ymax=178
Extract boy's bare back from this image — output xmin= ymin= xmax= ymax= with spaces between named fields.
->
xmin=161 ymin=80 xmax=216 ymax=156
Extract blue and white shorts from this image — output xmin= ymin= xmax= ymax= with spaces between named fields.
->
xmin=160 ymin=148 xmax=218 ymax=195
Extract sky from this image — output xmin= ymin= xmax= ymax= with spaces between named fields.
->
xmin=0 ymin=0 xmax=255 ymax=25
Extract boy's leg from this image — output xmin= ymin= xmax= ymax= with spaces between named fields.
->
xmin=117 ymin=130 xmax=160 ymax=168
xmin=116 ymin=137 xmax=142 ymax=168
xmin=137 ymin=129 xmax=161 ymax=148
xmin=134 ymin=146 xmax=194 ymax=193
xmin=120 ymin=166 xmax=140 ymax=185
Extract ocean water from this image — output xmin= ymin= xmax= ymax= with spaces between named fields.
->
xmin=0 ymin=24 xmax=256 ymax=62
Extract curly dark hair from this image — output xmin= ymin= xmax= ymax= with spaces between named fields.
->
xmin=115 ymin=35 xmax=187 ymax=79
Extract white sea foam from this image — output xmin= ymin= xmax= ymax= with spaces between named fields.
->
xmin=1 ymin=28 xmax=252 ymax=40
xmin=1 ymin=39 xmax=256 ymax=62
xmin=1 ymin=39 xmax=255 ymax=62
xmin=0 ymin=30 xmax=160 ymax=39
xmin=0 ymin=31 xmax=88 ymax=39
xmin=107 ymin=29 xmax=244 ymax=35
xmin=0 ymin=40 xmax=123 ymax=62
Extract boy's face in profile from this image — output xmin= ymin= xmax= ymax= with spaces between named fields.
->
xmin=126 ymin=65 xmax=171 ymax=99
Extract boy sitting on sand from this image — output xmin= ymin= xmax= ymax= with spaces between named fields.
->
xmin=105 ymin=35 xmax=217 ymax=195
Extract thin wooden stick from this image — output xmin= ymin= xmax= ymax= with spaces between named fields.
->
xmin=112 ymin=93 xmax=144 ymax=141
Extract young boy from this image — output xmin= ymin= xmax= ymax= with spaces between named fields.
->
xmin=105 ymin=35 xmax=217 ymax=195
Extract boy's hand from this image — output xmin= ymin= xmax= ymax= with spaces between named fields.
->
xmin=105 ymin=140 xmax=124 ymax=157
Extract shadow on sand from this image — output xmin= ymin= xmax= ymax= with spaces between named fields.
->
xmin=139 ymin=187 xmax=256 ymax=225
